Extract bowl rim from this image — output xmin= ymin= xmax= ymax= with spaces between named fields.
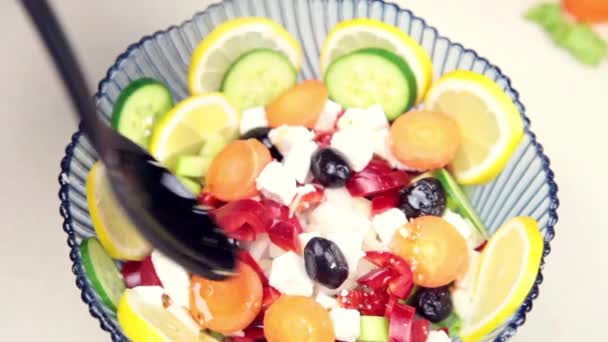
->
xmin=58 ymin=0 xmax=559 ymax=341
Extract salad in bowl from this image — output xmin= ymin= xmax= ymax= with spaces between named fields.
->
xmin=59 ymin=2 xmax=558 ymax=342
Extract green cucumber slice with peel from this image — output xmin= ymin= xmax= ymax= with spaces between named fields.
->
xmin=434 ymin=168 xmax=488 ymax=238
xmin=80 ymin=238 xmax=126 ymax=311
xmin=221 ymin=49 xmax=298 ymax=111
xmin=325 ymin=48 xmax=417 ymax=121
xmin=359 ymin=316 xmax=390 ymax=342
xmin=111 ymin=78 xmax=174 ymax=148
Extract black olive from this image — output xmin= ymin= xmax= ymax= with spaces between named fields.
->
xmin=310 ymin=148 xmax=352 ymax=188
xmin=398 ymin=177 xmax=446 ymax=218
xmin=241 ymin=127 xmax=282 ymax=160
xmin=412 ymin=286 xmax=453 ymax=323
xmin=304 ymin=237 xmax=349 ymax=289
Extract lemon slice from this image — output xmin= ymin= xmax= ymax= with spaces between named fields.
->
xmin=460 ymin=217 xmax=544 ymax=342
xmin=320 ymin=18 xmax=433 ymax=103
xmin=149 ymin=93 xmax=239 ymax=171
xmin=86 ymin=162 xmax=151 ymax=261
xmin=188 ymin=17 xmax=302 ymax=95
xmin=118 ymin=286 xmax=202 ymax=342
xmin=424 ymin=70 xmax=525 ymax=184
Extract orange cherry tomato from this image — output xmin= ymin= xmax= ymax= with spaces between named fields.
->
xmin=390 ymin=111 xmax=461 ymax=171
xmin=563 ymin=0 xmax=608 ymax=23
xmin=206 ymin=139 xmax=271 ymax=201
xmin=390 ymin=216 xmax=469 ymax=288
xmin=190 ymin=262 xmax=263 ymax=334
xmin=266 ymin=80 xmax=328 ymax=128
xmin=264 ymin=296 xmax=335 ymax=342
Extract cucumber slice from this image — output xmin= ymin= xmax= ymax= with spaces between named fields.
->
xmin=221 ymin=49 xmax=298 ymax=111
xmin=359 ymin=316 xmax=390 ymax=342
xmin=177 ymin=176 xmax=202 ymax=195
xmin=112 ymin=78 xmax=174 ymax=148
xmin=175 ymin=155 xmax=211 ymax=178
xmin=200 ymin=133 xmax=228 ymax=158
xmin=434 ymin=168 xmax=488 ymax=238
xmin=80 ymin=238 xmax=126 ymax=311
xmin=325 ymin=48 xmax=417 ymax=121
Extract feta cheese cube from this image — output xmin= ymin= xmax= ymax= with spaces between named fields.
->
xmin=337 ymin=104 xmax=388 ymax=131
xmin=373 ymin=129 xmax=414 ymax=171
xmin=451 ymin=287 xmax=474 ymax=320
xmin=315 ymin=292 xmax=338 ymax=310
xmin=330 ymin=308 xmax=361 ymax=342
xmin=283 ymin=140 xmax=318 ymax=183
xmin=268 ymin=125 xmax=314 ymax=155
xmin=427 ymin=330 xmax=451 ymax=342
xmin=239 ymin=106 xmax=268 ymax=135
xmin=256 ymin=161 xmax=297 ymax=205
xmin=248 ymin=233 xmax=271 ymax=261
xmin=315 ymin=99 xmax=343 ymax=132
xmin=331 ymin=127 xmax=374 ymax=172
xmin=326 ymin=231 xmax=365 ymax=271
xmin=443 ymin=209 xmax=485 ymax=249
xmin=269 ymin=251 xmax=314 ymax=297
xmin=372 ymin=208 xmax=407 ymax=244
xmin=299 ymin=231 xmax=321 ymax=249
xmin=269 ymin=242 xmax=287 ymax=258
xmin=151 ymin=250 xmax=191 ymax=308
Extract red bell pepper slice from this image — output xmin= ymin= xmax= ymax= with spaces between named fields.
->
xmin=371 ymin=194 xmax=400 ymax=215
xmin=389 ymin=303 xmax=416 ymax=342
xmin=411 ymin=319 xmax=431 ymax=342
xmin=357 ymin=267 xmax=397 ymax=289
xmin=268 ymin=220 xmax=302 ymax=253
xmin=238 ymin=251 xmax=268 ymax=286
xmin=211 ymin=199 xmax=273 ymax=241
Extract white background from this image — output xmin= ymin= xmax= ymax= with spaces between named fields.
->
xmin=1 ymin=0 xmax=607 ymax=341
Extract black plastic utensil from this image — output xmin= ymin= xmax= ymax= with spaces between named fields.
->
xmin=20 ymin=0 xmax=237 ymax=280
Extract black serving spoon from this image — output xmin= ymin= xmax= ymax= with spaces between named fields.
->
xmin=20 ymin=0 xmax=237 ymax=280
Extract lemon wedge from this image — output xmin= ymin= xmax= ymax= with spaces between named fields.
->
xmin=320 ymin=18 xmax=433 ymax=103
xmin=118 ymin=286 xmax=204 ymax=342
xmin=460 ymin=217 xmax=544 ymax=342
xmin=424 ymin=70 xmax=525 ymax=184
xmin=149 ymin=93 xmax=239 ymax=172
xmin=188 ymin=17 xmax=302 ymax=95
xmin=86 ymin=162 xmax=151 ymax=261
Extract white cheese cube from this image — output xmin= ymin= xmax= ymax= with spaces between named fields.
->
xmin=131 ymin=286 xmax=164 ymax=306
xmin=315 ymin=99 xmax=343 ymax=132
xmin=269 ymin=251 xmax=314 ymax=297
xmin=331 ymin=127 xmax=374 ymax=172
xmin=427 ymin=330 xmax=451 ymax=342
xmin=256 ymin=161 xmax=298 ymax=205
xmin=326 ymin=231 xmax=365 ymax=271
xmin=248 ymin=233 xmax=271 ymax=261
xmin=451 ymin=287 xmax=474 ymax=321
xmin=268 ymin=125 xmax=314 ymax=155
xmin=330 ymin=308 xmax=361 ymax=342
xmin=337 ymin=104 xmax=388 ymax=131
xmin=269 ymin=242 xmax=287 ymax=258
xmin=151 ymin=250 xmax=191 ymax=308
xmin=299 ymin=231 xmax=321 ymax=249
xmin=283 ymin=140 xmax=318 ymax=183
xmin=443 ymin=209 xmax=486 ymax=249
xmin=372 ymin=208 xmax=407 ymax=244
xmin=315 ymin=292 xmax=338 ymax=310
xmin=239 ymin=107 xmax=268 ymax=135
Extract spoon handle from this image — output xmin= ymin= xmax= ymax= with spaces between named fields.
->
xmin=20 ymin=0 xmax=107 ymax=153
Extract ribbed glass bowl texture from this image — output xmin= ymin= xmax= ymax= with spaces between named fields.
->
xmin=57 ymin=0 xmax=559 ymax=341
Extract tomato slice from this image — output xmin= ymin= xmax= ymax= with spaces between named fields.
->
xmin=266 ymin=80 xmax=328 ymax=128
xmin=390 ymin=111 xmax=461 ymax=171
xmin=206 ymin=139 xmax=271 ymax=201
xmin=264 ymin=296 xmax=335 ymax=342
xmin=190 ymin=262 xmax=263 ymax=334
xmin=390 ymin=216 xmax=469 ymax=288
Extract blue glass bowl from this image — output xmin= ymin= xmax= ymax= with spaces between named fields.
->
xmin=58 ymin=0 xmax=559 ymax=340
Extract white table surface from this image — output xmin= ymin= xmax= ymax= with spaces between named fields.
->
xmin=1 ymin=0 xmax=607 ymax=341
